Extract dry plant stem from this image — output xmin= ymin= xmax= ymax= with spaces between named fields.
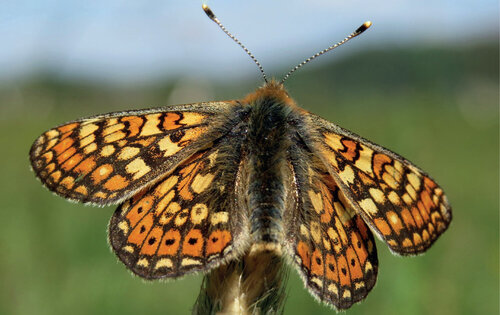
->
xmin=193 ymin=250 xmax=288 ymax=315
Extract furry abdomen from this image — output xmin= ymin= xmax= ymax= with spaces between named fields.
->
xmin=246 ymin=95 xmax=294 ymax=245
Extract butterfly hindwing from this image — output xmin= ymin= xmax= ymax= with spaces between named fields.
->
xmin=108 ymin=135 xmax=249 ymax=279
xmin=308 ymin=114 xmax=452 ymax=255
xmin=285 ymin=143 xmax=378 ymax=310
xmin=29 ymin=102 xmax=236 ymax=205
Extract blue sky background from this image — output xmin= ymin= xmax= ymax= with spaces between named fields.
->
xmin=1 ymin=0 xmax=498 ymax=83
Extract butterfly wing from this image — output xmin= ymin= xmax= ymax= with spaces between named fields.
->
xmin=30 ymin=102 xmax=237 ymax=205
xmin=307 ymin=113 xmax=452 ymax=255
xmin=284 ymin=142 xmax=378 ymax=309
xmin=108 ymin=134 xmax=249 ymax=279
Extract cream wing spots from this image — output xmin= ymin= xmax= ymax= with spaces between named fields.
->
xmin=307 ymin=113 xmax=452 ymax=255
xmin=29 ymin=102 xmax=237 ymax=205
xmin=284 ymin=143 xmax=378 ymax=310
xmin=108 ymin=135 xmax=249 ymax=279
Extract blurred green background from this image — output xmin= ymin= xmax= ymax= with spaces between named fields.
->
xmin=1 ymin=2 xmax=499 ymax=315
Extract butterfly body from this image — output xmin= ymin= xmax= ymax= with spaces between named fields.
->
xmin=245 ymin=82 xmax=296 ymax=247
xmin=30 ymin=80 xmax=451 ymax=310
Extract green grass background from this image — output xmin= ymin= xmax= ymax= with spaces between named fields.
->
xmin=1 ymin=41 xmax=498 ymax=314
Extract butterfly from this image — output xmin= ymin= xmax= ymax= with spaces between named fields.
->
xmin=29 ymin=4 xmax=452 ymax=311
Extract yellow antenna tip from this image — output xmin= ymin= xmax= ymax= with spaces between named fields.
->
xmin=202 ymin=4 xmax=215 ymax=19
xmin=355 ymin=21 xmax=372 ymax=35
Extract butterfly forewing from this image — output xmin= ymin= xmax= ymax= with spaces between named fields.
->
xmin=109 ymin=134 xmax=249 ymax=279
xmin=285 ymin=144 xmax=378 ymax=309
xmin=30 ymin=102 xmax=236 ymax=205
xmin=307 ymin=113 xmax=452 ymax=255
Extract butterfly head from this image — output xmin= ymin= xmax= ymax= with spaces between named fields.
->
xmin=241 ymin=80 xmax=297 ymax=109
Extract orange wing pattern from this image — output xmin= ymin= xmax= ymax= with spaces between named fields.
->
xmin=30 ymin=103 xmax=234 ymax=205
xmin=108 ymin=137 xmax=248 ymax=279
xmin=286 ymin=149 xmax=378 ymax=309
xmin=28 ymin=81 xmax=453 ymax=311
xmin=309 ymin=114 xmax=452 ymax=255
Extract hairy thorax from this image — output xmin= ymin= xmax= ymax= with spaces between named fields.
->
xmin=241 ymin=81 xmax=302 ymax=252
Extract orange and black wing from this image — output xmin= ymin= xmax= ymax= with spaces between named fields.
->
xmin=108 ymin=135 xmax=249 ymax=279
xmin=30 ymin=102 xmax=235 ymax=205
xmin=308 ymin=114 xmax=452 ymax=255
xmin=284 ymin=144 xmax=378 ymax=310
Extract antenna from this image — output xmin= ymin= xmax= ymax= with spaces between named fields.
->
xmin=280 ymin=21 xmax=372 ymax=84
xmin=202 ymin=4 xmax=268 ymax=83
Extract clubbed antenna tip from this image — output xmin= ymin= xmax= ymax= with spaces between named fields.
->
xmin=202 ymin=4 xmax=215 ymax=20
xmin=355 ymin=21 xmax=372 ymax=35
xmin=202 ymin=4 xmax=268 ymax=83
xmin=280 ymin=20 xmax=373 ymax=84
